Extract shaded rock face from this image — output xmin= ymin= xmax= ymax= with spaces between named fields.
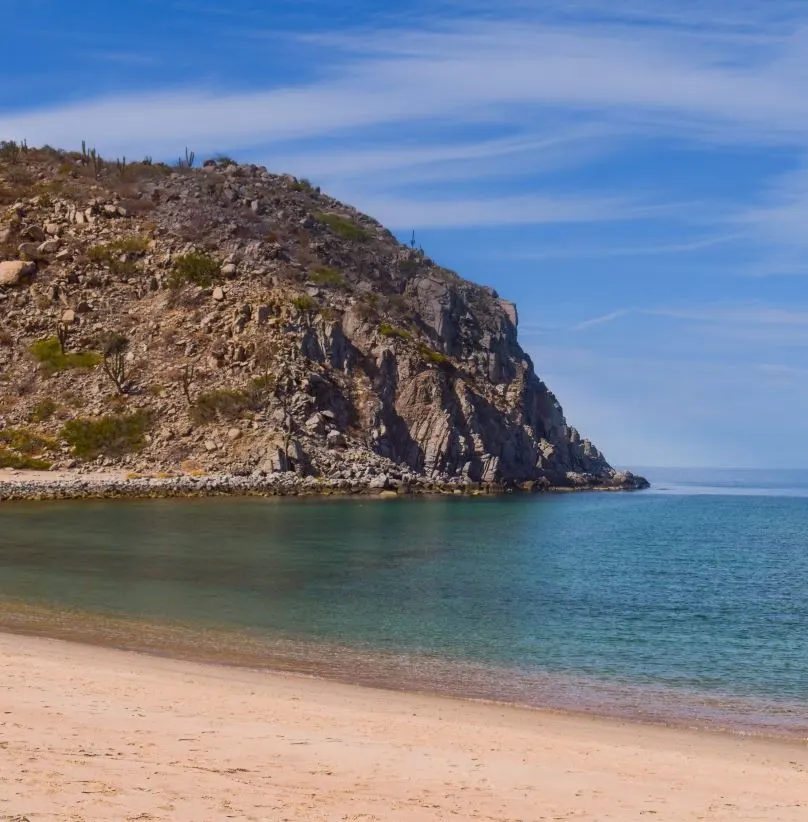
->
xmin=323 ymin=279 xmax=612 ymax=485
xmin=0 ymin=145 xmax=644 ymax=490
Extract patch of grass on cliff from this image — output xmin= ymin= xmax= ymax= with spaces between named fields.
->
xmin=0 ymin=446 xmax=51 ymax=470
xmin=315 ymin=212 xmax=371 ymax=242
xmin=61 ymin=411 xmax=151 ymax=460
xmin=379 ymin=323 xmax=411 ymax=341
xmin=168 ymin=252 xmax=221 ymax=288
xmin=29 ymin=338 xmax=102 ymax=375
xmin=190 ymin=389 xmax=250 ymax=424
xmin=418 ymin=343 xmax=454 ymax=370
xmin=291 ymin=294 xmax=319 ymax=313
xmin=310 ymin=267 xmax=345 ymax=287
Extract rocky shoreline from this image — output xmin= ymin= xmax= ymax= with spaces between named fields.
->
xmin=0 ymin=468 xmax=649 ymax=502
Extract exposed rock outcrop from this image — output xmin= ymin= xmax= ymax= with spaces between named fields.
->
xmin=0 ymin=143 xmax=647 ymax=492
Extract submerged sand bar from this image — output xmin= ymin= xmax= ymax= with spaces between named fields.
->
xmin=0 ymin=633 xmax=806 ymax=821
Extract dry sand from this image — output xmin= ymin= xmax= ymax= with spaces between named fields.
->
xmin=0 ymin=468 xmax=129 ymax=483
xmin=0 ymin=633 xmax=805 ymax=821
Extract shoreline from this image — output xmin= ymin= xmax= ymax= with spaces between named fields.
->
xmin=0 ymin=467 xmax=649 ymax=502
xmin=1 ymin=631 xmax=806 ymax=821
xmin=1 ymin=601 xmax=806 ymax=744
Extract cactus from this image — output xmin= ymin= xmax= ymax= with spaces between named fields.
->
xmin=177 ymin=147 xmax=195 ymax=170
xmin=89 ymin=148 xmax=103 ymax=178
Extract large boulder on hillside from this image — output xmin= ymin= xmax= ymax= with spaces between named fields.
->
xmin=0 ymin=260 xmax=36 ymax=287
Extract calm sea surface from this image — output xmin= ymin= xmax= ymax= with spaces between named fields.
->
xmin=1 ymin=467 xmax=807 ymax=737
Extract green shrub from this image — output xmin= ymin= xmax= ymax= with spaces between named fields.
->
xmin=29 ymin=398 xmax=58 ymax=422
xmin=0 ymin=427 xmax=58 ymax=455
xmin=379 ymin=323 xmax=411 ymax=341
xmin=169 ymin=252 xmax=221 ymax=288
xmin=0 ymin=446 xmax=51 ymax=470
xmin=190 ymin=389 xmax=249 ymax=424
xmin=399 ymin=258 xmax=420 ymax=276
xmin=419 ymin=343 xmax=453 ymax=368
xmin=86 ymin=236 xmax=148 ymax=278
xmin=61 ymin=411 xmax=151 ymax=460
xmin=315 ymin=212 xmax=371 ymax=241
xmin=246 ymin=375 xmax=276 ymax=409
xmin=292 ymin=178 xmax=317 ymax=193
xmin=310 ymin=267 xmax=345 ymax=287
xmin=291 ymin=294 xmax=319 ymax=313
xmin=87 ymin=236 xmax=149 ymax=261
xmin=29 ymin=338 xmax=102 ymax=375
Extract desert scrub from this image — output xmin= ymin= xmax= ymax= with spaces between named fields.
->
xmin=87 ymin=235 xmax=149 ymax=261
xmin=398 ymin=257 xmax=420 ymax=276
xmin=291 ymin=178 xmax=317 ymax=193
xmin=85 ymin=236 xmax=147 ymax=278
xmin=168 ymin=252 xmax=220 ymax=287
xmin=291 ymin=294 xmax=319 ymax=313
xmin=379 ymin=323 xmax=411 ymax=341
xmin=315 ymin=212 xmax=371 ymax=242
xmin=190 ymin=388 xmax=250 ymax=424
xmin=0 ymin=427 xmax=58 ymax=455
xmin=61 ymin=410 xmax=151 ymax=460
xmin=29 ymin=337 xmax=102 ymax=375
xmin=0 ymin=446 xmax=51 ymax=470
xmin=29 ymin=397 xmax=58 ymax=422
xmin=310 ymin=267 xmax=345 ymax=287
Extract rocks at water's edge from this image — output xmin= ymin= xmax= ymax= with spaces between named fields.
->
xmin=0 ymin=469 xmax=648 ymax=502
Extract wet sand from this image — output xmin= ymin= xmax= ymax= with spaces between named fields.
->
xmin=1 ymin=632 xmax=806 ymax=821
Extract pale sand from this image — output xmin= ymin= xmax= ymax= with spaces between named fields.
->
xmin=0 ymin=469 xmax=129 ymax=483
xmin=0 ymin=634 xmax=806 ymax=821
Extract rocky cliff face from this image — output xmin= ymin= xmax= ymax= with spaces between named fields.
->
xmin=0 ymin=143 xmax=645 ymax=490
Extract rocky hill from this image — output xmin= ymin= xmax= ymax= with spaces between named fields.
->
xmin=0 ymin=141 xmax=646 ymax=493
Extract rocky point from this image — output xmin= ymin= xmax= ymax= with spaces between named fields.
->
xmin=0 ymin=141 xmax=647 ymax=495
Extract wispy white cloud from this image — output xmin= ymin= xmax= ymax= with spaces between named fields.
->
xmin=350 ymin=192 xmax=667 ymax=229
xmin=649 ymin=305 xmax=808 ymax=324
xmin=572 ymin=310 xmax=632 ymax=331
xmin=569 ymin=304 xmax=808 ymax=343
xmin=505 ymin=233 xmax=742 ymax=260
xmin=271 ymin=127 xmax=616 ymax=188
xmin=4 ymin=13 xmax=808 ymax=157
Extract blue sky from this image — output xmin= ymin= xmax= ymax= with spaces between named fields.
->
xmin=2 ymin=0 xmax=807 ymax=468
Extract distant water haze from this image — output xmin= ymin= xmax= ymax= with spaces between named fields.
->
xmin=0 ymin=471 xmax=806 ymax=737
xmin=627 ymin=467 xmax=808 ymax=497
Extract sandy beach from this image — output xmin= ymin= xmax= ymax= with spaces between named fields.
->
xmin=0 ymin=633 xmax=805 ymax=821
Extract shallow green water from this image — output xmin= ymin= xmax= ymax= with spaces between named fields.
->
xmin=1 ymin=471 xmax=807 ymax=735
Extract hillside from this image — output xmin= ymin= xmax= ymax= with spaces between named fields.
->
xmin=0 ymin=141 xmax=646 ymax=493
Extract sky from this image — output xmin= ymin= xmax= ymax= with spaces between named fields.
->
xmin=1 ymin=0 xmax=807 ymax=469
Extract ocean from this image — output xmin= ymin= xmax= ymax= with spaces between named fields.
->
xmin=1 ymin=468 xmax=806 ymax=738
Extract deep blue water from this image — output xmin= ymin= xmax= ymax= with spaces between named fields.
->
xmin=0 ymin=469 xmax=806 ymax=735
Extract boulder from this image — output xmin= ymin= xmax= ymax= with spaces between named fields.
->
xmin=0 ymin=260 xmax=36 ymax=287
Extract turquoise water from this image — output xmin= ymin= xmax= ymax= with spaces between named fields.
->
xmin=0 ymin=469 xmax=807 ymax=736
